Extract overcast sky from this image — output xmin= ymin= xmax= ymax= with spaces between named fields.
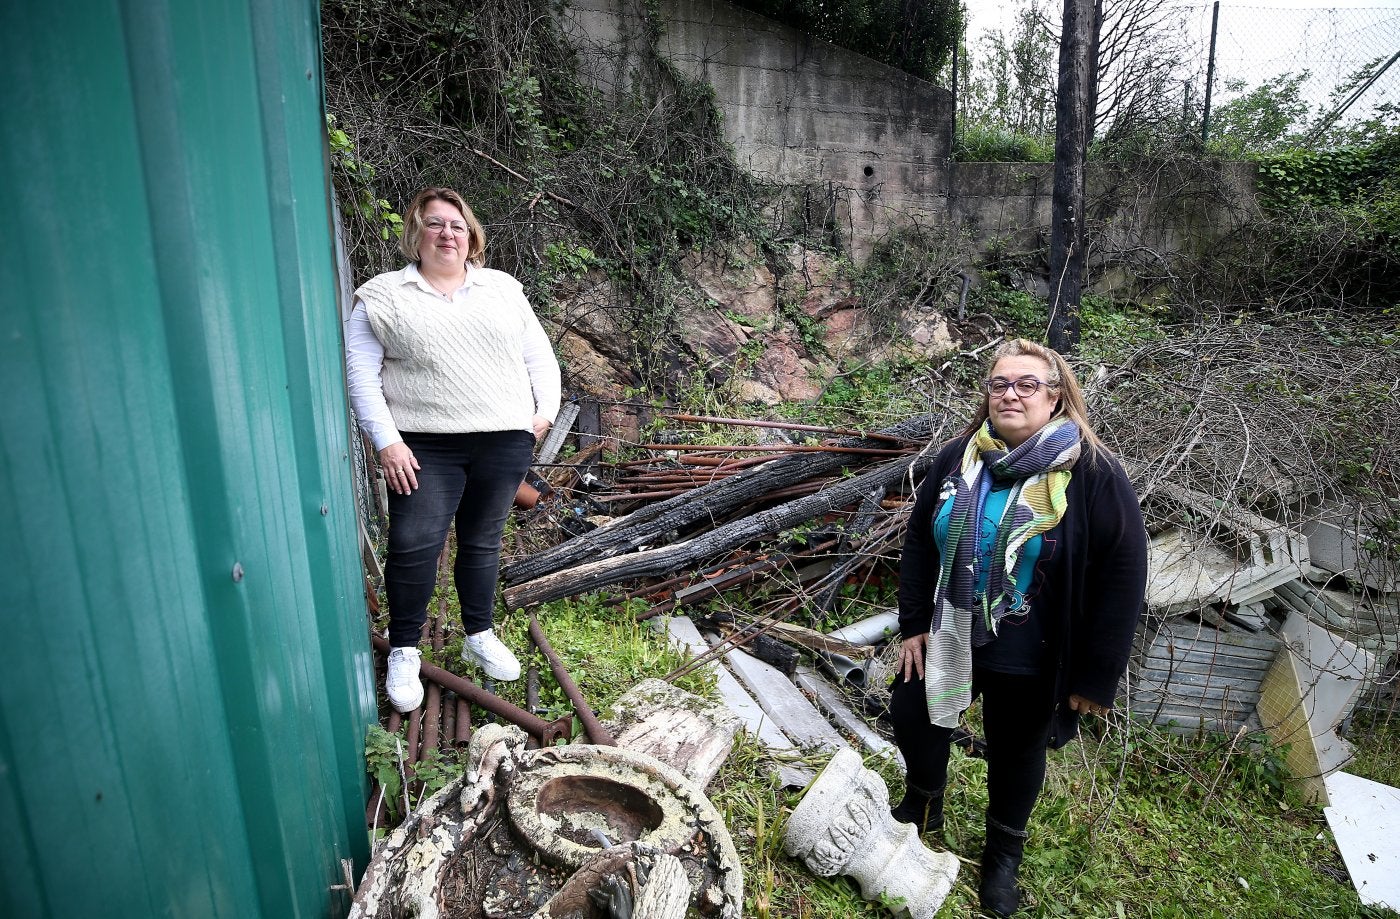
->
xmin=961 ymin=0 xmax=1400 ymax=119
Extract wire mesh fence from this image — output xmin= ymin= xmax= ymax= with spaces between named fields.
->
xmin=954 ymin=1 xmax=1399 ymax=150
xmin=1183 ymin=3 xmax=1400 ymax=141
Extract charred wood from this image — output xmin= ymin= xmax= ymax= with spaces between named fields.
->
xmin=504 ymin=447 xmax=938 ymax=607
xmin=500 ymin=414 xmax=940 ymax=587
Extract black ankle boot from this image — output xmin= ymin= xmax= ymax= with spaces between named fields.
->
xmin=890 ymin=784 xmax=944 ymax=834
xmin=979 ymin=818 xmax=1028 ymax=917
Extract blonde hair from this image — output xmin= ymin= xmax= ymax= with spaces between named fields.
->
xmin=398 ymin=186 xmax=487 ymax=267
xmin=961 ymin=338 xmax=1109 ymax=462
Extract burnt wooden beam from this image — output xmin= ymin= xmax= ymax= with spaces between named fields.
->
xmin=501 ymin=414 xmax=941 ymax=587
xmin=504 ymin=448 xmax=938 ymax=608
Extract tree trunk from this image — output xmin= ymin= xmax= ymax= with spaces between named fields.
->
xmin=1047 ymin=0 xmax=1099 ymax=354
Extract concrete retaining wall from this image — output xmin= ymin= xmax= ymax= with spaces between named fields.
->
xmin=560 ymin=0 xmax=1256 ymax=274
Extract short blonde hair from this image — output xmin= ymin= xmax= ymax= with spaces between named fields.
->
xmin=399 ymin=186 xmax=487 ymax=267
xmin=962 ymin=338 xmax=1109 ymax=462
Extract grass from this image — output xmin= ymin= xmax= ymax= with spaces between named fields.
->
xmin=1344 ymin=711 xmax=1400 ymax=788
xmin=367 ymin=566 xmax=1397 ymax=919
xmin=691 ymin=695 xmax=1399 ymax=919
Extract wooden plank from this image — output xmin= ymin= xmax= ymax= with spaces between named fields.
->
xmin=1156 ymin=621 xmax=1283 ymax=650
xmin=1149 ymin=635 xmax=1280 ymax=661
xmin=1137 ymin=689 xmax=1262 ymax=708
xmin=505 ymin=450 xmax=936 ymax=607
xmin=721 ymin=644 xmax=847 ymax=753
xmin=1142 ymin=664 xmax=1276 ymax=686
xmin=793 ymin=666 xmax=903 ymax=769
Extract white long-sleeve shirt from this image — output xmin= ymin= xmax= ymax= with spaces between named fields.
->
xmin=345 ymin=263 xmax=561 ymax=450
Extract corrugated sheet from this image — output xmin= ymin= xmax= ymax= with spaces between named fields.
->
xmin=0 ymin=1 xmax=375 ymax=915
xmin=1132 ymin=617 xmax=1281 ymax=735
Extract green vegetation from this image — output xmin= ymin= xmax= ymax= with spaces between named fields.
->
xmin=1224 ymin=135 xmax=1400 ymax=311
xmin=704 ymin=712 xmax=1396 ymax=918
xmin=1345 ymin=713 xmax=1400 ymax=789
xmin=341 ymin=6 xmax=1398 ymax=916
xmin=323 ymin=0 xmax=772 ymax=390
xmin=729 ymin=0 xmax=960 ymax=82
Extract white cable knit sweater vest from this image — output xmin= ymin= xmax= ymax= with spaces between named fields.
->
xmin=355 ymin=268 xmax=537 ymax=434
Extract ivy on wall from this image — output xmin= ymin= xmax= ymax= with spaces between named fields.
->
xmin=1248 ymin=134 xmax=1399 ymax=309
xmin=728 ymin=0 xmax=960 ymax=82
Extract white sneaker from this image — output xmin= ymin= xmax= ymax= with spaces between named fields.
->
xmin=462 ymin=629 xmax=521 ymax=681
xmin=386 ymin=647 xmax=424 ymax=712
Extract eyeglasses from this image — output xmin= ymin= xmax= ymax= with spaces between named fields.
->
xmin=424 ymin=217 xmax=469 ymax=236
xmin=984 ymin=376 xmax=1054 ymax=398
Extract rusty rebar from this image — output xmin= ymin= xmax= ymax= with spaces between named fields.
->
xmin=527 ymin=614 xmax=616 ymax=746
xmin=526 ymin=660 xmax=541 ymax=713
xmin=454 ymin=697 xmax=472 ymax=745
xmin=371 ymin=635 xmax=565 ymax=744
xmin=440 ymin=690 xmax=456 ymax=745
xmin=660 ymin=412 xmax=922 ymax=446
xmin=634 ymin=538 xmax=842 ymax=622
xmin=639 ymin=443 xmax=910 ymax=457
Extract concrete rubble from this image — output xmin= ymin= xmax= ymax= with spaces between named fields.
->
xmin=1132 ymin=484 xmax=1398 ymax=808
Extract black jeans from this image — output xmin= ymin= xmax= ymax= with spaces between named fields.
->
xmin=385 ymin=430 xmax=534 ymax=646
xmin=889 ymin=666 xmax=1056 ymax=833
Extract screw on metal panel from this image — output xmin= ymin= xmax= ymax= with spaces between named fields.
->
xmin=330 ymin=857 xmax=355 ymax=891
xmin=232 ymin=563 xmax=244 ymax=582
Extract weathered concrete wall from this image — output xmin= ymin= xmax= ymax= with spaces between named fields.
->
xmin=947 ymin=160 xmax=1259 ymax=293
xmin=559 ymin=0 xmax=1256 ymax=277
xmin=560 ymin=0 xmax=954 ymax=252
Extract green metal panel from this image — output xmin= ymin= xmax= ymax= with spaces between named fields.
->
xmin=0 ymin=1 xmax=375 ymax=916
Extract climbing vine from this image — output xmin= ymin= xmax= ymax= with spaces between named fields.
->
xmin=322 ymin=0 xmax=786 ymax=394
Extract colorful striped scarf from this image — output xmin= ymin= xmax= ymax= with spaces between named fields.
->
xmin=924 ymin=417 xmax=1081 ymax=728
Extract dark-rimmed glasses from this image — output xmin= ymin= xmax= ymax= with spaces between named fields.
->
xmin=984 ymin=376 xmax=1053 ymax=398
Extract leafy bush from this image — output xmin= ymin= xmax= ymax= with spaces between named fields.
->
xmin=1240 ymin=133 xmax=1400 ymax=310
xmin=955 ymin=122 xmax=1054 ymax=162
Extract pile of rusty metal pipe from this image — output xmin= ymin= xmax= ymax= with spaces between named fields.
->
xmin=366 ymin=547 xmax=624 ymax=828
xmin=365 ymin=629 xmax=573 ymax=830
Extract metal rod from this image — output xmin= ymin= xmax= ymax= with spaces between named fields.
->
xmin=405 ymin=705 xmax=422 ymax=766
xmin=371 ymin=635 xmax=561 ymax=742
xmin=639 ymin=443 xmax=910 ymax=457
xmin=454 ymin=697 xmax=472 ymax=746
xmin=528 ymin=614 xmax=617 ymax=746
xmin=526 ymin=660 xmax=541 ymax=713
xmin=636 ymin=538 xmax=842 ymax=622
xmin=660 ymin=413 xmax=919 ymax=445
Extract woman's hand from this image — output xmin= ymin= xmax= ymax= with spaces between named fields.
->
xmin=532 ymin=415 xmax=552 ymax=442
xmin=1068 ymin=694 xmax=1110 ymax=717
xmin=898 ymin=634 xmax=927 ymax=683
xmin=379 ymin=442 xmax=420 ymax=495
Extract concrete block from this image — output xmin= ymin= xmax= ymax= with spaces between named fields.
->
xmin=794 ymin=666 xmax=903 ymax=768
xmin=656 ymin=616 xmax=794 ymax=752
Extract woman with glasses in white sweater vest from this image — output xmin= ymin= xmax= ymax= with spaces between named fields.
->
xmin=346 ymin=187 xmax=561 ymax=713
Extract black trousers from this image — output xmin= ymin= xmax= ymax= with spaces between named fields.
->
xmin=889 ymin=666 xmax=1056 ymax=833
xmin=384 ymin=430 xmax=534 ymax=647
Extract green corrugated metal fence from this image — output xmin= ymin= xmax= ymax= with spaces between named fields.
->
xmin=0 ymin=1 xmax=377 ymax=915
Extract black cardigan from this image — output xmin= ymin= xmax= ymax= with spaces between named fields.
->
xmin=896 ymin=433 xmax=1149 ymax=748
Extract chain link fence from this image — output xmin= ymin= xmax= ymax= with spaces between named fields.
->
xmin=1182 ymin=2 xmax=1400 ymax=143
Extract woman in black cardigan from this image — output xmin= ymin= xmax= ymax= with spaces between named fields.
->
xmin=889 ymin=338 xmax=1148 ymax=917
